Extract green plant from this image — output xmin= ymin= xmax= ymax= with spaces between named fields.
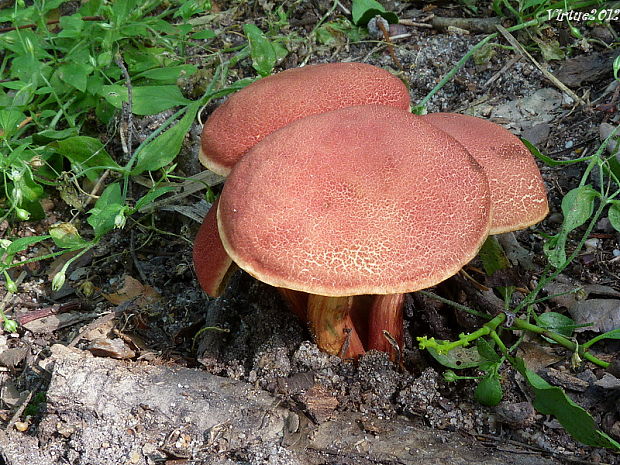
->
xmin=418 ymin=130 xmax=620 ymax=450
xmin=0 ymin=1 xmax=288 ymax=325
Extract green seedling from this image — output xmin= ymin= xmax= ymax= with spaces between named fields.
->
xmin=418 ymin=129 xmax=620 ymax=450
xmin=0 ymin=0 xmax=274 ymax=298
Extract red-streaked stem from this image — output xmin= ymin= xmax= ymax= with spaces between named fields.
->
xmin=307 ymin=295 xmax=366 ymax=359
xmin=366 ymin=294 xmax=405 ymax=360
xmin=277 ymin=288 xmax=309 ymax=321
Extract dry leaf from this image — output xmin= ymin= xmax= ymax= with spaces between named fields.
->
xmin=569 ymin=299 xmax=620 ymax=333
xmin=517 ymin=340 xmax=565 ymax=373
xmin=103 ymin=275 xmax=160 ymax=307
xmin=0 ymin=347 xmax=29 ymax=370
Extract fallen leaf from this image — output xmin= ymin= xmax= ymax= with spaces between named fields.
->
xmin=0 ymin=347 xmax=29 ymax=370
xmin=517 ymin=340 xmax=565 ymax=373
xmin=103 ymin=275 xmax=160 ymax=307
xmin=569 ymin=299 xmax=620 ymax=333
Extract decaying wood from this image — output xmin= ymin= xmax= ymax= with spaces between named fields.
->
xmin=0 ymin=344 xmax=564 ymax=465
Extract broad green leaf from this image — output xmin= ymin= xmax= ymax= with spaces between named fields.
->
xmin=243 ymin=24 xmax=276 ymax=77
xmin=515 ymin=357 xmax=620 ymax=450
xmin=562 ymin=185 xmax=598 ymax=230
xmin=536 ymin=312 xmax=576 ymax=339
xmin=53 ymin=136 xmax=120 ymax=181
xmin=132 ymin=102 xmax=200 ymax=174
xmin=99 ymin=84 xmax=127 ymax=108
xmin=57 ymin=15 xmax=84 ymax=38
xmin=111 ymin=0 xmax=138 ymax=23
xmin=32 ymin=127 xmax=79 ymax=144
xmin=609 ymin=201 xmax=620 ymax=232
xmin=87 ymin=183 xmax=124 ymax=237
xmin=58 ymin=62 xmax=93 ymax=92
xmin=134 ymin=186 xmax=176 ymax=212
xmin=100 ymin=85 xmax=191 ymax=115
xmin=49 ymin=223 xmax=88 ymax=249
xmin=0 ymin=110 xmax=26 ymax=139
xmin=476 ymin=338 xmax=501 ymax=363
xmin=544 ymin=185 xmax=599 ymax=268
xmin=427 ymin=344 xmax=483 ymax=369
xmin=478 ymin=235 xmax=510 ymax=276
xmin=134 ymin=65 xmax=198 ymax=82
xmin=4 ymin=235 xmax=50 ymax=259
xmin=351 ymin=0 xmax=398 ymax=26
xmin=191 ymin=29 xmax=216 ymax=40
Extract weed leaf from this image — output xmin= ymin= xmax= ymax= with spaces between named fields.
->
xmin=4 ymin=235 xmax=50 ymax=260
xmin=53 ymin=137 xmax=120 ymax=181
xmin=544 ymin=185 xmax=599 ymax=268
xmin=351 ymin=0 xmax=398 ymax=26
xmin=516 ymin=357 xmax=620 ymax=449
xmin=608 ymin=201 xmax=620 ymax=232
xmin=99 ymin=85 xmax=191 ymax=115
xmin=243 ymin=24 xmax=276 ymax=77
xmin=87 ymin=183 xmax=124 ymax=238
xmin=132 ymin=102 xmax=200 ymax=174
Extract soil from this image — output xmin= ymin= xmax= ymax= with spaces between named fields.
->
xmin=1 ymin=2 xmax=620 ymax=465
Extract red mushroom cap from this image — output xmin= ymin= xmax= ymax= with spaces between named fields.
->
xmin=192 ymin=198 xmax=233 ymax=297
xmin=217 ymin=105 xmax=491 ymax=296
xmin=200 ymin=62 xmax=410 ymax=176
xmin=423 ymin=113 xmax=549 ymax=234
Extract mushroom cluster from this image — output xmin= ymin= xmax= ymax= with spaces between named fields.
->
xmin=193 ymin=62 xmax=548 ymax=359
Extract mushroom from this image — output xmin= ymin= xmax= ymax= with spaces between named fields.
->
xmin=193 ymin=198 xmax=233 ymax=298
xmin=214 ymin=104 xmax=491 ymax=358
xmin=200 ymin=62 xmax=410 ymax=176
xmin=422 ymin=113 xmax=549 ymax=234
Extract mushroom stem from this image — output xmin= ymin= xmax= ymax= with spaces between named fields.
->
xmin=277 ymin=288 xmax=309 ymax=321
xmin=307 ymin=295 xmax=366 ymax=359
xmin=366 ymin=294 xmax=405 ymax=360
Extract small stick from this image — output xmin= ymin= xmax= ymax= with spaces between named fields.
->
xmin=495 ymin=25 xmax=586 ymax=106
xmin=376 ymin=19 xmax=403 ymax=71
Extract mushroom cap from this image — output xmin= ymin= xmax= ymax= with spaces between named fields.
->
xmin=217 ymin=105 xmax=492 ymax=297
xmin=423 ymin=113 xmax=549 ymax=234
xmin=200 ymin=62 xmax=410 ymax=176
xmin=193 ymin=198 xmax=233 ymax=297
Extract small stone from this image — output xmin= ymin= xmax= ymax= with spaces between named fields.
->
xmin=495 ymin=401 xmax=536 ymax=426
xmin=595 ymin=373 xmax=620 ymax=390
xmin=547 ymin=212 xmax=563 ymax=225
xmin=87 ymin=338 xmax=136 ymax=360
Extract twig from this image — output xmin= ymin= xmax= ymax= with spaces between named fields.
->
xmin=335 ymin=1 xmax=350 ymax=16
xmin=483 ymin=55 xmax=522 ymax=88
xmin=495 ymin=25 xmax=586 ymax=106
xmin=16 ymin=300 xmax=85 ymax=326
xmin=398 ymin=19 xmax=432 ymax=29
xmin=82 ymin=168 xmax=111 ymax=207
xmin=376 ymin=18 xmax=403 ymax=71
